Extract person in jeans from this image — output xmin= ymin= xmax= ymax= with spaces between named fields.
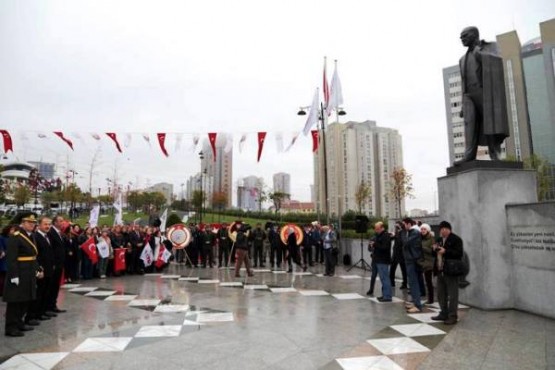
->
xmin=322 ymin=224 xmax=337 ymax=276
xmin=402 ymin=218 xmax=424 ymax=313
xmin=432 ymin=221 xmax=464 ymax=325
xmin=370 ymin=222 xmax=392 ymax=302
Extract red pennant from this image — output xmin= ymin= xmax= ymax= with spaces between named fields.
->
xmin=80 ymin=237 xmax=98 ymax=264
xmin=53 ymin=131 xmax=74 ymax=150
xmin=106 ymin=132 xmax=123 ymax=153
xmin=0 ymin=130 xmax=13 ymax=153
xmin=311 ymin=130 xmax=319 ymax=152
xmin=257 ymin=132 xmax=267 ymax=162
xmin=157 ymin=133 xmax=169 ymax=157
xmin=114 ymin=248 xmax=126 ymax=272
xmin=208 ymin=133 xmax=217 ymax=162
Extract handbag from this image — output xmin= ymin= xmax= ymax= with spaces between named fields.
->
xmin=443 ymin=259 xmax=466 ymax=276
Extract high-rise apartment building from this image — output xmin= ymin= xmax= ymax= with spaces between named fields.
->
xmin=272 ymin=172 xmax=291 ymax=195
xmin=200 ymin=140 xmax=233 ymax=208
xmin=237 ymin=176 xmax=263 ymax=210
xmin=313 ymin=120 xmax=404 ymax=218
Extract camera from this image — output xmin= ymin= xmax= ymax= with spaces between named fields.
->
xmin=239 ymin=224 xmax=251 ymax=232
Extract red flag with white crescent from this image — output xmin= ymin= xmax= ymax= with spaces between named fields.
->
xmin=114 ymin=248 xmax=126 ymax=272
xmin=208 ymin=133 xmax=217 ymax=162
xmin=53 ymin=131 xmax=74 ymax=150
xmin=0 ymin=130 xmax=13 ymax=153
xmin=157 ymin=133 xmax=169 ymax=157
xmin=257 ymin=132 xmax=266 ymax=162
xmin=106 ymin=133 xmax=123 ymax=153
xmin=311 ymin=130 xmax=319 ymax=153
xmin=80 ymin=236 xmax=98 ymax=264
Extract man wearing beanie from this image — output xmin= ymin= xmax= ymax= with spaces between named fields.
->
xmin=432 ymin=221 xmax=464 ymax=325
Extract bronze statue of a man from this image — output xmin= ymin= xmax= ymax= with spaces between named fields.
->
xmin=456 ymin=26 xmax=510 ymax=165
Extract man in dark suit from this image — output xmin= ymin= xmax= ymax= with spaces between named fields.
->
xmin=432 ymin=221 xmax=464 ymax=325
xmin=457 ymin=26 xmax=509 ymax=164
xmin=46 ymin=215 xmax=67 ymax=314
xmin=29 ymin=216 xmax=55 ymax=322
xmin=3 ymin=212 xmax=42 ymax=337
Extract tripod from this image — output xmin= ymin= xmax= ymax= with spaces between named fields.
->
xmin=347 ymin=232 xmax=372 ymax=271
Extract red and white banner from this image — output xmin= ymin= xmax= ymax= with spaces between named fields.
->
xmin=106 ymin=132 xmax=123 ymax=153
xmin=80 ymin=237 xmax=98 ymax=264
xmin=311 ymin=130 xmax=319 ymax=153
xmin=53 ymin=131 xmax=74 ymax=150
xmin=140 ymin=244 xmax=154 ymax=267
xmin=1 ymin=130 xmax=13 ymax=153
xmin=257 ymin=132 xmax=266 ymax=162
xmin=157 ymin=133 xmax=169 ymax=157
xmin=208 ymin=132 xmax=217 ymax=162
xmin=114 ymin=248 xmax=126 ymax=272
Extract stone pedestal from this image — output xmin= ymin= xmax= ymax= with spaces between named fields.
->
xmin=438 ymin=163 xmax=537 ymax=310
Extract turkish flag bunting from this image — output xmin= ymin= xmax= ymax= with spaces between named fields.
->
xmin=53 ymin=131 xmax=74 ymax=150
xmin=208 ymin=132 xmax=217 ymax=162
xmin=106 ymin=132 xmax=123 ymax=153
xmin=157 ymin=133 xmax=169 ymax=157
xmin=114 ymin=248 xmax=126 ymax=272
xmin=80 ymin=236 xmax=99 ymax=264
xmin=257 ymin=132 xmax=266 ymax=162
xmin=1 ymin=130 xmax=13 ymax=153
xmin=311 ymin=130 xmax=319 ymax=152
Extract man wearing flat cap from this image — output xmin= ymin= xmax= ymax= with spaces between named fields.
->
xmin=3 ymin=212 xmax=43 ymax=337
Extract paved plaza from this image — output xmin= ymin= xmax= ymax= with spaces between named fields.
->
xmin=1 ymin=264 xmax=554 ymax=369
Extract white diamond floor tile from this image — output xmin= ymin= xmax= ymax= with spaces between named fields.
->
xmin=183 ymin=319 xmax=204 ymax=326
xmin=298 ymin=290 xmax=330 ymax=296
xmin=270 ymin=287 xmax=297 ymax=293
xmin=178 ymin=277 xmax=199 ymax=281
xmin=68 ymin=287 xmax=98 ymax=292
xmin=219 ymin=282 xmax=243 ymax=287
xmin=336 ymin=355 xmax=404 ymax=370
xmin=367 ymin=337 xmax=431 ymax=355
xmin=73 ymin=337 xmax=133 ymax=352
xmin=197 ymin=312 xmax=234 ymax=323
xmin=244 ymin=285 xmax=268 ymax=290
xmin=85 ymin=290 xmax=116 ymax=297
xmin=198 ymin=279 xmax=220 ymax=284
xmin=154 ymin=304 xmax=190 ymax=313
xmin=0 ymin=352 xmax=70 ymax=370
xmin=368 ymin=296 xmax=404 ymax=304
xmin=135 ymin=325 xmax=182 ymax=337
xmin=252 ymin=269 xmax=272 ymax=273
xmin=391 ymin=323 xmax=446 ymax=337
xmin=407 ymin=312 xmax=442 ymax=323
xmin=161 ymin=275 xmax=182 ymax=279
xmin=185 ymin=309 xmax=208 ymax=317
xmin=60 ymin=284 xmax=82 ymax=289
xmin=128 ymin=299 xmax=161 ymax=307
xmin=332 ymin=293 xmax=366 ymax=300
xmin=315 ymin=274 xmax=325 ymax=277
xmin=293 ymin=272 xmax=313 ymax=276
xmin=338 ymin=275 xmax=363 ymax=279
xmin=272 ymin=271 xmax=287 ymax=274
xmin=104 ymin=294 xmax=138 ymax=301
xmin=144 ymin=273 xmax=163 ymax=276
xmin=427 ymin=302 xmax=469 ymax=310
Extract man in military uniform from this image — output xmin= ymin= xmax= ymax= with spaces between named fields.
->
xmin=250 ymin=223 xmax=266 ymax=268
xmin=201 ymin=225 xmax=215 ymax=268
xmin=3 ymin=212 xmax=43 ymax=337
xmin=217 ymin=223 xmax=231 ymax=268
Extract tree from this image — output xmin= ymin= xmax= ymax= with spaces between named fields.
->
xmin=390 ymin=168 xmax=414 ymax=218
xmin=212 ymin=191 xmax=228 ymax=211
xmin=166 ymin=212 xmax=182 ymax=228
xmin=268 ymin=191 xmax=290 ymax=216
xmin=191 ymin=190 xmax=206 ymax=210
xmin=524 ymin=154 xmax=553 ymax=201
xmin=0 ymin=165 xmax=7 ymax=204
xmin=354 ymin=180 xmax=372 ymax=214
xmin=13 ymin=183 xmax=31 ymax=207
xmin=149 ymin=192 xmax=167 ymax=210
xmin=127 ymin=191 xmax=143 ymax=212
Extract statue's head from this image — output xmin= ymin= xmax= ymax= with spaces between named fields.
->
xmin=460 ymin=26 xmax=480 ymax=47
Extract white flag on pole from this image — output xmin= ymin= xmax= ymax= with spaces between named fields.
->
xmin=303 ymin=88 xmax=320 ymax=136
xmin=113 ymin=193 xmax=123 ymax=226
xmin=159 ymin=208 xmax=168 ymax=232
xmin=140 ymin=244 xmax=154 ymax=267
xmin=88 ymin=205 xmax=100 ymax=228
xmin=326 ymin=61 xmax=344 ymax=116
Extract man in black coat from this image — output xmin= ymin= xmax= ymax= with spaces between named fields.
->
xmin=370 ymin=222 xmax=393 ymax=302
xmin=432 ymin=221 xmax=464 ymax=325
xmin=28 ymin=216 xmax=56 ymax=323
xmin=3 ymin=212 xmax=41 ymax=337
xmin=46 ymin=215 xmax=67 ymax=314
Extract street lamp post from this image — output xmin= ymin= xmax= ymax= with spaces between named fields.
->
xmin=199 ymin=151 xmax=204 ymax=225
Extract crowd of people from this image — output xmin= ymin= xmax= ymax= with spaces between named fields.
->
xmin=367 ymin=217 xmax=465 ymax=325
xmin=1 ymin=210 xmax=464 ymax=336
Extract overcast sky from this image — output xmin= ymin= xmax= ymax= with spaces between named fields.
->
xmin=1 ymin=0 xmax=553 ymax=211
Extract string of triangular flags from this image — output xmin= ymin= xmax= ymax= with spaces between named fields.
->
xmin=0 ymin=129 xmax=320 ymax=162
